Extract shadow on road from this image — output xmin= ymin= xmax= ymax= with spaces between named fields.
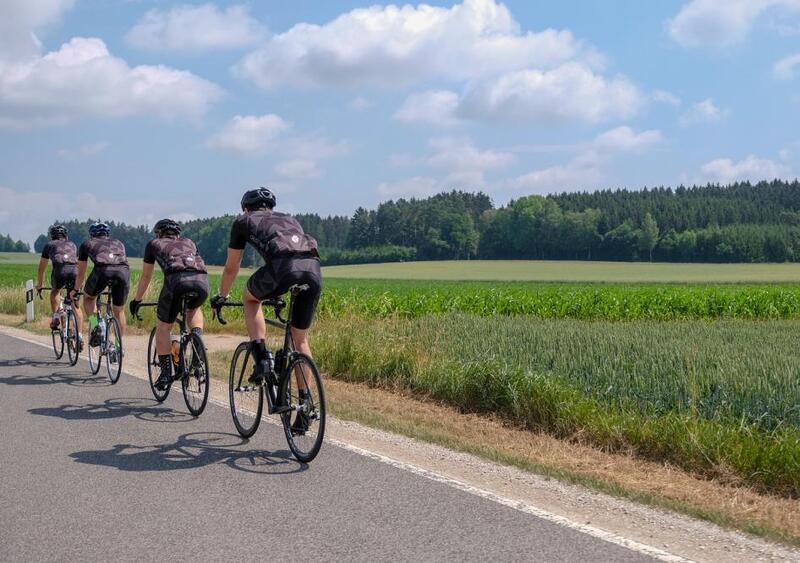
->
xmin=0 ymin=357 xmax=69 ymax=369
xmin=69 ymin=432 xmax=305 ymax=475
xmin=0 ymin=371 xmax=109 ymax=388
xmin=29 ymin=397 xmax=194 ymax=423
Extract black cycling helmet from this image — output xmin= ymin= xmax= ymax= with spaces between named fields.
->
xmin=49 ymin=224 xmax=68 ymax=240
xmin=241 ymin=187 xmax=276 ymax=211
xmin=89 ymin=221 xmax=110 ymax=237
xmin=153 ymin=218 xmax=181 ymax=236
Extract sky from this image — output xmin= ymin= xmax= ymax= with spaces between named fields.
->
xmin=1 ymin=0 xmax=800 ymax=245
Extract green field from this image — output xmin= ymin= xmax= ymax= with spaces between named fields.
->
xmin=323 ymin=259 xmax=800 ymax=283
xmin=2 ymin=254 xmax=800 ymax=498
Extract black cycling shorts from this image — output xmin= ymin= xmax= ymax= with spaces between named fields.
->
xmin=158 ymin=271 xmax=209 ymax=324
xmin=84 ymin=265 xmax=130 ymax=307
xmin=246 ymin=257 xmax=322 ymax=330
xmin=51 ymin=265 xmax=77 ymax=291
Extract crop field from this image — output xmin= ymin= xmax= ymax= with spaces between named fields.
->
xmin=2 ymin=257 xmax=799 ymax=498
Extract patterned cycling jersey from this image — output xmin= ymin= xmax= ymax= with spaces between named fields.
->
xmin=143 ymin=236 xmax=208 ymax=275
xmin=228 ymin=210 xmax=318 ymax=262
xmin=78 ymin=236 xmax=129 ymax=267
xmin=41 ymin=238 xmax=78 ymax=266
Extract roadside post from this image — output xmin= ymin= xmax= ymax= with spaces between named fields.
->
xmin=25 ymin=280 xmax=35 ymax=322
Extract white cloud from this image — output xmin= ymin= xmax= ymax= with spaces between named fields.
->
xmin=667 ymin=0 xmax=800 ymax=48
xmin=0 ymin=0 xmax=76 ymax=60
xmin=206 ymin=114 xmax=291 ymax=153
xmin=699 ymin=155 xmax=792 ymax=183
xmin=0 ymin=37 xmax=223 ymax=128
xmin=592 ymin=126 xmax=663 ymax=153
xmin=507 ymin=162 xmax=602 ymax=194
xmin=0 ymin=186 xmax=195 ymax=246
xmin=425 ymin=137 xmax=514 ymax=172
xmin=679 ymin=98 xmax=727 ymax=126
xmin=653 ymin=90 xmax=682 ymax=106
xmin=458 ymin=63 xmax=642 ymax=125
xmin=394 ymin=90 xmax=461 ymax=127
xmin=126 ymin=4 xmax=267 ymax=53
xmin=235 ymin=0 xmax=590 ymax=89
xmin=57 ymin=141 xmax=110 ymax=159
xmin=349 ymin=96 xmax=373 ymax=110
xmin=773 ymin=53 xmax=800 ymax=79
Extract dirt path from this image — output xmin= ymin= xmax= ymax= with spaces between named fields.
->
xmin=2 ymin=324 xmax=798 ymax=562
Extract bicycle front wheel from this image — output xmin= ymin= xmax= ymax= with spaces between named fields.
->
xmin=280 ymin=353 xmax=326 ymax=463
xmin=66 ymin=311 xmax=80 ymax=366
xmin=147 ymin=328 xmax=170 ymax=402
xmin=182 ymin=333 xmax=210 ymax=417
xmin=105 ymin=317 xmax=123 ymax=384
xmin=88 ymin=327 xmax=102 ymax=375
xmin=229 ymin=342 xmax=263 ymax=438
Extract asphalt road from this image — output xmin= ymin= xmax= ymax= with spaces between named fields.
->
xmin=0 ymin=332 xmax=655 ymax=562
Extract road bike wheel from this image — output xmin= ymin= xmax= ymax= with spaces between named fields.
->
xmin=51 ymin=325 xmax=64 ymax=360
xmin=280 ymin=353 xmax=326 ymax=463
xmin=105 ymin=317 xmax=123 ymax=384
xmin=66 ymin=310 xmax=80 ymax=366
xmin=87 ymin=326 xmax=102 ymax=375
xmin=181 ymin=333 xmax=210 ymax=417
xmin=229 ymin=342 xmax=263 ymax=438
xmin=147 ymin=327 xmax=170 ymax=402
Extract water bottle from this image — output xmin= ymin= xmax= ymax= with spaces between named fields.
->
xmin=171 ymin=335 xmax=181 ymax=365
xmin=98 ymin=316 xmax=106 ymax=341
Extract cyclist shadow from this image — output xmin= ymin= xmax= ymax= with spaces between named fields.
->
xmin=29 ymin=397 xmax=194 ymax=423
xmin=0 ymin=371 xmax=109 ymax=388
xmin=0 ymin=357 xmax=68 ymax=369
xmin=69 ymin=432 xmax=305 ymax=475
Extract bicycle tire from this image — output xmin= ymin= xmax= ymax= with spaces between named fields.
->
xmin=87 ymin=325 xmax=102 ymax=375
xmin=280 ymin=353 xmax=326 ymax=463
xmin=182 ymin=332 xmax=210 ymax=417
xmin=66 ymin=310 xmax=80 ymax=366
xmin=229 ymin=342 xmax=263 ymax=438
xmin=105 ymin=317 xmax=123 ymax=384
xmin=147 ymin=327 xmax=170 ymax=402
xmin=51 ymin=324 xmax=64 ymax=360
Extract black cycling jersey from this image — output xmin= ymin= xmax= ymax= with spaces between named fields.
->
xmin=78 ymin=236 xmax=129 ymax=267
xmin=143 ymin=236 xmax=208 ymax=275
xmin=41 ymin=239 xmax=78 ymax=266
xmin=229 ymin=210 xmax=318 ymax=262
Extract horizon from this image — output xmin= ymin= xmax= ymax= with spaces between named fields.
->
xmin=3 ymin=0 xmax=800 ymax=246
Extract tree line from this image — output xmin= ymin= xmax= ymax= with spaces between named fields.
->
xmin=0 ymin=233 xmax=29 ymax=253
xmin=31 ymin=180 xmax=800 ymax=264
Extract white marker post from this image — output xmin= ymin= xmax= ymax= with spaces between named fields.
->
xmin=25 ymin=280 xmax=35 ymax=322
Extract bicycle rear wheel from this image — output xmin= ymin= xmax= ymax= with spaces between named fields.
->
xmin=51 ymin=327 xmax=64 ymax=360
xmin=147 ymin=327 xmax=170 ymax=402
xmin=66 ymin=311 xmax=80 ymax=366
xmin=105 ymin=317 xmax=123 ymax=384
xmin=280 ymin=353 xmax=326 ymax=463
xmin=87 ymin=326 xmax=102 ymax=375
xmin=182 ymin=333 xmax=210 ymax=417
xmin=229 ymin=342 xmax=263 ymax=438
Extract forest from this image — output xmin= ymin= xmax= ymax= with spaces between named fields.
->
xmin=31 ymin=180 xmax=800 ymax=265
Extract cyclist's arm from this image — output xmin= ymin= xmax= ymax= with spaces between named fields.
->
xmin=75 ymin=260 xmax=88 ymax=292
xmin=36 ymin=257 xmax=48 ymax=290
xmin=133 ymin=261 xmax=154 ymax=301
xmin=218 ymin=248 xmax=242 ymax=297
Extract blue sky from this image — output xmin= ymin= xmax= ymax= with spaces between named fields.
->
xmin=1 ymin=0 xmax=800 ymax=244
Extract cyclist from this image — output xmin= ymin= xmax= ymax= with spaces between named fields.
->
xmin=36 ymin=225 xmax=83 ymax=341
xmin=74 ymin=222 xmax=130 ymax=345
xmin=211 ymin=188 xmax=322 ymax=432
xmin=129 ymin=219 xmax=209 ymax=391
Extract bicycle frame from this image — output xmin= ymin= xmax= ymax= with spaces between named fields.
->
xmin=136 ymin=293 xmax=196 ymax=371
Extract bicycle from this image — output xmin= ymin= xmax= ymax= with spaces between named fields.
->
xmin=214 ymin=284 xmax=326 ymax=463
xmin=38 ymin=286 xmax=82 ymax=366
xmin=86 ymin=288 xmax=123 ymax=384
xmin=134 ymin=293 xmax=210 ymax=417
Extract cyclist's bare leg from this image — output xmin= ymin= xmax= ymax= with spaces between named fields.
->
xmin=83 ymin=294 xmax=98 ymax=318
xmin=155 ymin=320 xmax=173 ymax=355
xmin=291 ymin=326 xmax=311 ymax=392
xmin=112 ymin=305 xmax=126 ymax=335
xmin=186 ymin=307 xmax=204 ymax=331
xmin=49 ymin=289 xmax=62 ymax=315
xmin=243 ymin=287 xmax=266 ymax=341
